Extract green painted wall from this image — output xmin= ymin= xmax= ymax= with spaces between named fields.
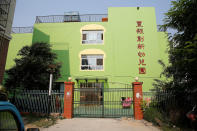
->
xmin=5 ymin=33 xmax=33 ymax=69
xmin=6 ymin=7 xmax=169 ymax=91
xmin=157 ymin=32 xmax=169 ymax=65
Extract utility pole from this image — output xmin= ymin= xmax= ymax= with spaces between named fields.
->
xmin=47 ymin=64 xmax=56 ymax=117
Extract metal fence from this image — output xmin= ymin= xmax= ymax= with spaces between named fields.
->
xmin=12 ymin=27 xmax=34 ymax=34
xmin=143 ymin=91 xmax=176 ymax=111
xmin=142 ymin=90 xmax=196 ymax=112
xmin=73 ymin=82 xmax=133 ymax=118
xmin=35 ymin=14 xmax=108 ymax=23
xmin=9 ymin=90 xmax=64 ymax=114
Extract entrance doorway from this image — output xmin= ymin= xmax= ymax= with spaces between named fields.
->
xmin=80 ymin=82 xmax=103 ymax=106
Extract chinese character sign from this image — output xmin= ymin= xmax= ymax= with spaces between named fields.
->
xmin=136 ymin=21 xmax=146 ymax=74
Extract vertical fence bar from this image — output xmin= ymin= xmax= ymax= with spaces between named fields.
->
xmin=102 ymin=85 xmax=104 ymax=118
xmin=9 ymin=89 xmax=64 ymax=114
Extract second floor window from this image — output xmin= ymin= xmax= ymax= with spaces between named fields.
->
xmin=81 ymin=54 xmax=103 ymax=70
xmin=82 ymin=30 xmax=103 ymax=44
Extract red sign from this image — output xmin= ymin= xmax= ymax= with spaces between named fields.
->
xmin=137 ymin=36 xmax=144 ymax=42
xmin=136 ymin=21 xmax=143 ymax=27
xmin=137 ymin=44 xmax=144 ymax=49
xmin=138 ymin=59 xmax=146 ymax=66
xmin=138 ymin=52 xmax=146 ymax=57
xmin=136 ymin=21 xmax=146 ymax=74
xmin=139 ymin=67 xmax=146 ymax=74
xmin=136 ymin=29 xmax=144 ymax=34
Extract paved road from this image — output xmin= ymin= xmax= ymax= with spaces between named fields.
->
xmin=42 ymin=118 xmax=160 ymax=131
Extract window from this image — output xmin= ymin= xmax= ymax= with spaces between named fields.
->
xmin=0 ymin=111 xmax=19 ymax=131
xmin=82 ymin=30 xmax=103 ymax=44
xmin=54 ymin=82 xmax=64 ymax=92
xmin=81 ymin=54 xmax=103 ymax=70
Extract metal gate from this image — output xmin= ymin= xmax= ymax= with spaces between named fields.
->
xmin=73 ymin=82 xmax=133 ymax=118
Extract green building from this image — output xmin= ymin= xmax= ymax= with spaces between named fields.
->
xmin=6 ymin=7 xmax=169 ymax=92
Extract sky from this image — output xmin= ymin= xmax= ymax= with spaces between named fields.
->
xmin=13 ymin=0 xmax=173 ymax=27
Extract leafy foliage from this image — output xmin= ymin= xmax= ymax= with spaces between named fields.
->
xmin=4 ymin=43 xmax=61 ymax=90
xmin=154 ymin=0 xmax=197 ymax=128
xmin=144 ymin=107 xmax=165 ymax=125
xmin=156 ymin=0 xmax=197 ymax=104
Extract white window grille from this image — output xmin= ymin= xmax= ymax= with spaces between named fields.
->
xmin=82 ymin=30 xmax=103 ymax=44
xmin=81 ymin=54 xmax=103 ymax=70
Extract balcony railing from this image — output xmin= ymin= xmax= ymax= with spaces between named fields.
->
xmin=0 ymin=0 xmax=11 ymax=4
xmin=35 ymin=14 xmax=108 ymax=23
xmin=12 ymin=27 xmax=34 ymax=34
xmin=0 ymin=0 xmax=11 ymax=28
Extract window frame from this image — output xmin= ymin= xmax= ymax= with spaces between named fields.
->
xmin=80 ymin=54 xmax=104 ymax=71
xmin=0 ymin=110 xmax=20 ymax=131
xmin=81 ymin=30 xmax=104 ymax=45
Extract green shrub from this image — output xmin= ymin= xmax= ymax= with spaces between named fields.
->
xmin=143 ymin=107 xmax=188 ymax=131
xmin=143 ymin=107 xmax=165 ymax=126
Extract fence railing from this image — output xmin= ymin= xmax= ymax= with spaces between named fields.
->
xmin=143 ymin=91 xmax=176 ymax=111
xmin=35 ymin=14 xmax=108 ymax=23
xmin=12 ymin=27 xmax=34 ymax=34
xmin=142 ymin=90 xmax=196 ymax=112
xmin=9 ymin=90 xmax=64 ymax=114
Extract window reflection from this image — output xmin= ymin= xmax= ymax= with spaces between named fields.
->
xmin=0 ymin=111 xmax=18 ymax=131
xmin=81 ymin=55 xmax=103 ymax=70
xmin=82 ymin=30 xmax=103 ymax=44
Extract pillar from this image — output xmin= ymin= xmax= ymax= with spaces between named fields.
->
xmin=132 ymin=82 xmax=143 ymax=120
xmin=63 ymin=82 xmax=74 ymax=119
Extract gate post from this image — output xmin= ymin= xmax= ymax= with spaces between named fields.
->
xmin=132 ymin=82 xmax=143 ymax=120
xmin=63 ymin=81 xmax=75 ymax=119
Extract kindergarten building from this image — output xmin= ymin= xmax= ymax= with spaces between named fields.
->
xmin=6 ymin=7 xmax=169 ymax=92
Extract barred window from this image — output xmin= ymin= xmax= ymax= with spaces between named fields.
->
xmin=81 ymin=54 xmax=103 ymax=70
xmin=82 ymin=30 xmax=103 ymax=44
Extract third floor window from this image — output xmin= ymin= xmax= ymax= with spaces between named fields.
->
xmin=82 ymin=30 xmax=103 ymax=44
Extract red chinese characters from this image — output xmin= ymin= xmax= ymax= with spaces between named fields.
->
xmin=139 ymin=67 xmax=146 ymax=74
xmin=136 ymin=21 xmax=146 ymax=74
xmin=137 ymin=36 xmax=144 ymax=42
xmin=136 ymin=21 xmax=143 ymax=27
xmin=138 ymin=59 xmax=146 ymax=65
xmin=138 ymin=52 xmax=146 ymax=57
xmin=137 ymin=44 xmax=144 ymax=49
xmin=136 ymin=29 xmax=144 ymax=34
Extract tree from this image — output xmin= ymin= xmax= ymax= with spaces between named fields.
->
xmin=153 ymin=0 xmax=197 ymax=126
xmin=156 ymin=0 xmax=197 ymax=97
xmin=4 ymin=43 xmax=61 ymax=90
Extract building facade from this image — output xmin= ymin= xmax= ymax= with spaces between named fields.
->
xmin=6 ymin=7 xmax=169 ymax=91
xmin=0 ymin=0 xmax=16 ymax=84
